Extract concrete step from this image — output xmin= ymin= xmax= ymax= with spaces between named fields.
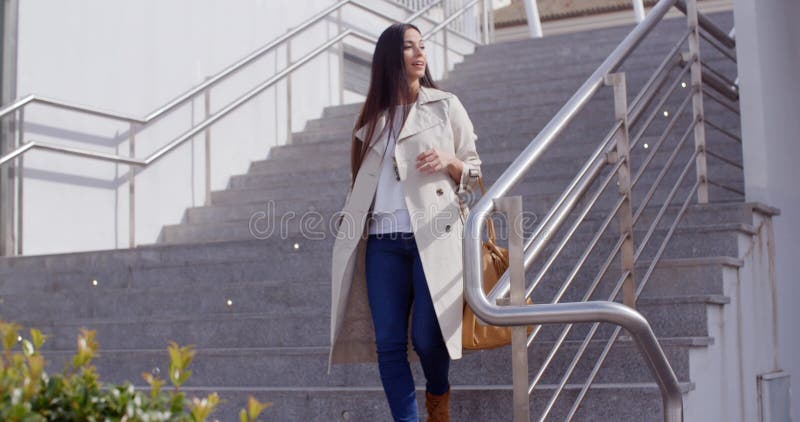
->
xmin=0 ymin=237 xmax=334 ymax=290
xmin=309 ymin=67 xmax=714 ymax=136
xmin=0 ymin=251 xmax=740 ymax=325
xmin=0 ymin=254 xmax=329 ymax=295
xmin=2 ymin=203 xmax=752 ymax=297
xmin=166 ymin=198 xmax=730 ymax=251
xmin=264 ymin=125 xmax=741 ymax=174
xmin=1 ymin=280 xmax=329 ymax=321
xmin=291 ymin=103 xmax=740 ymax=144
xmin=181 ymin=195 xmax=753 ymax=236
xmin=206 ymin=155 xmax=743 ymax=208
xmin=239 ymin=137 xmax=741 ymax=189
xmin=452 ymin=42 xmax=736 ymax=81
xmin=21 ymin=312 xmax=331 ymax=350
xmin=197 ymin=181 xmax=745 ymax=242
xmin=243 ymin=138 xmax=741 ymax=187
xmin=448 ymin=51 xmax=732 ymax=86
xmin=18 ymin=292 xmax=718 ymax=353
xmin=466 ymin=12 xmax=732 ymax=60
xmin=83 ymin=382 xmax=691 ymax=421
xmin=41 ymin=337 xmax=705 ymax=391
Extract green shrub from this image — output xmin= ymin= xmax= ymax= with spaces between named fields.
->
xmin=0 ymin=320 xmax=271 ymax=421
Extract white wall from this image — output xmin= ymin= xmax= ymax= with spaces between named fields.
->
xmin=12 ymin=0 xmax=479 ymax=256
xmin=733 ymin=0 xmax=800 ymax=419
xmin=11 ymin=0 xmax=482 ymax=256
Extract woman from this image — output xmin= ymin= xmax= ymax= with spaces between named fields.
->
xmin=329 ymin=22 xmax=481 ymax=422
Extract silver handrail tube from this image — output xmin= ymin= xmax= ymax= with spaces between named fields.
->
xmin=463 ymin=0 xmax=694 ymax=419
xmin=0 ymin=94 xmax=144 ymax=123
xmin=0 ymin=0 xmax=482 ymax=169
xmin=422 ymin=0 xmax=481 ymax=41
xmin=480 ymin=0 xmax=679 ymax=303
xmin=0 ymin=0 xmax=350 ymax=123
xmin=0 ymin=0 xmax=476 ymax=126
xmin=0 ymin=29 xmax=378 ymax=169
xmin=674 ymin=0 xmax=735 ymax=48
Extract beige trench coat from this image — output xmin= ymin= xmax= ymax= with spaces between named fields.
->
xmin=328 ymin=85 xmax=482 ymax=372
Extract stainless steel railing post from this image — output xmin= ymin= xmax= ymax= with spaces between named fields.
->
xmin=495 ymin=196 xmax=531 ymax=422
xmin=15 ymin=108 xmax=24 ymax=255
xmin=204 ymin=85 xmax=212 ymax=206
xmin=606 ymin=72 xmax=637 ymax=308
xmin=480 ymin=0 xmax=488 ymax=44
xmin=128 ymin=123 xmax=136 ymax=248
xmin=337 ymin=8 xmax=345 ymax=105
xmin=286 ymin=41 xmax=293 ymax=145
xmin=686 ymin=0 xmax=709 ymax=203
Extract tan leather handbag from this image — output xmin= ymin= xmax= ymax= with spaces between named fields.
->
xmin=460 ymin=176 xmax=533 ymax=350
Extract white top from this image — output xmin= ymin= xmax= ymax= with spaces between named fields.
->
xmin=368 ymin=106 xmax=412 ymax=234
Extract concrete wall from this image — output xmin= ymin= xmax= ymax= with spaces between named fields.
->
xmin=11 ymin=1 xmax=477 ymax=256
xmin=14 ymin=0 xmax=340 ymax=255
xmin=733 ymin=0 xmax=800 ymax=419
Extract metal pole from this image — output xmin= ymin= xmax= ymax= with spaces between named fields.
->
xmin=286 ymin=41 xmax=293 ymax=145
xmin=204 ymin=86 xmax=211 ymax=206
xmin=522 ymin=0 xmax=543 ymax=38
xmin=606 ymin=72 xmax=637 ymax=308
xmin=440 ymin=0 xmax=449 ymax=80
xmin=443 ymin=29 xmax=450 ymax=79
xmin=337 ymin=8 xmax=345 ymax=105
xmin=495 ymin=196 xmax=531 ymax=422
xmin=486 ymin=0 xmax=494 ymax=43
xmin=128 ymin=124 xmax=136 ymax=248
xmin=15 ymin=108 xmax=23 ymax=255
xmin=633 ymin=0 xmax=646 ymax=23
xmin=481 ymin=0 xmax=489 ymax=44
xmin=686 ymin=0 xmax=709 ymax=203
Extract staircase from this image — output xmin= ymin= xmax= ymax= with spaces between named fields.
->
xmin=0 ymin=11 xmax=777 ymax=421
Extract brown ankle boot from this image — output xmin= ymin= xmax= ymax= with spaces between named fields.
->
xmin=425 ymin=388 xmax=450 ymax=422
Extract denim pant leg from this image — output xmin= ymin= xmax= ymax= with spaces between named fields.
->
xmin=365 ymin=236 xmax=418 ymax=422
xmin=410 ymin=243 xmax=451 ymax=395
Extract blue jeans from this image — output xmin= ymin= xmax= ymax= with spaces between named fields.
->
xmin=365 ymin=232 xmax=451 ymax=422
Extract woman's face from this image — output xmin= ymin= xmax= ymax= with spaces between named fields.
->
xmin=403 ymin=28 xmax=426 ymax=83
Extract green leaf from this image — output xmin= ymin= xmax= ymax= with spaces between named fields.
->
xmin=30 ymin=328 xmax=46 ymax=350
xmin=141 ymin=372 xmax=165 ymax=400
xmin=166 ymin=342 xmax=195 ymax=389
xmin=72 ymin=329 xmax=99 ymax=368
xmin=247 ymin=396 xmax=272 ymax=420
xmin=189 ymin=392 xmax=219 ymax=422
xmin=1 ymin=321 xmax=22 ymax=351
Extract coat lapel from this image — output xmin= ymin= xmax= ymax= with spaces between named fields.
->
xmin=397 ymin=85 xmax=451 ymax=143
xmin=353 ymin=86 xmax=452 ymax=155
xmin=354 ymin=113 xmax=386 ymax=154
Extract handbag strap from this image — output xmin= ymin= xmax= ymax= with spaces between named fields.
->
xmin=458 ymin=175 xmax=499 ymax=245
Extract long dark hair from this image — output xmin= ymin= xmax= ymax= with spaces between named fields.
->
xmin=350 ymin=23 xmax=438 ymax=187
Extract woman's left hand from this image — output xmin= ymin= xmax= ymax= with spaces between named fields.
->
xmin=416 ymin=148 xmax=464 ymax=185
xmin=416 ymin=148 xmax=454 ymax=174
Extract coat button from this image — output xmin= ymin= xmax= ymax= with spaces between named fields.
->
xmin=436 ymin=188 xmax=444 ymax=196
xmin=445 ymin=224 xmax=451 ymax=232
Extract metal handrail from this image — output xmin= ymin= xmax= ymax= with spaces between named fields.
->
xmin=424 ymin=0 xmax=481 ymax=40
xmin=0 ymin=0 xmax=469 ymax=125
xmin=0 ymin=0 xmax=487 ymax=255
xmin=483 ymin=0 xmax=685 ymax=304
xmin=674 ymin=0 xmax=735 ymax=48
xmin=0 ymin=29 xmax=377 ymax=169
xmin=461 ymin=0 xmax=741 ymax=419
xmin=0 ymin=1 xmax=481 ymax=168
